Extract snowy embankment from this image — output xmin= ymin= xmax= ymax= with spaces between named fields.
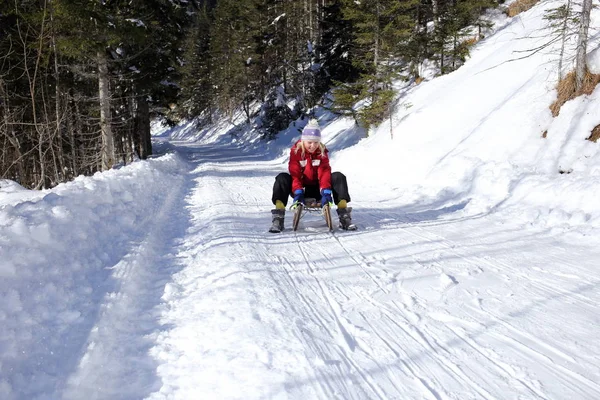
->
xmin=332 ymin=5 xmax=600 ymax=234
xmin=0 ymin=155 xmax=190 ymax=399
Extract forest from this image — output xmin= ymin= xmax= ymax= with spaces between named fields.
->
xmin=0 ymin=0 xmax=593 ymax=189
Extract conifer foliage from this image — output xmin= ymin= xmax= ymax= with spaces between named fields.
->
xmin=0 ymin=0 xmax=193 ymax=188
xmin=175 ymin=0 xmax=503 ymax=132
xmin=2 ymin=0 xmax=595 ymax=188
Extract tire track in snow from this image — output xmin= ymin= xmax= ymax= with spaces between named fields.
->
xmin=285 ymin=218 xmax=510 ymax=399
xmin=360 ymin=294 xmax=497 ymax=400
xmin=292 ymin=234 xmax=390 ymax=399
xmin=402 ymin=219 xmax=599 ymax=309
xmin=394 ymin=216 xmax=600 ymax=398
xmin=466 ymin=305 xmax=600 ymax=395
xmin=323 ymin=231 xmax=485 ymax=398
xmin=291 ymin=230 xmax=495 ymax=400
xmin=267 ymin=254 xmax=361 ymax=398
xmin=263 ymin=250 xmax=378 ymax=399
xmin=348 ymin=209 xmax=591 ymax=398
xmin=445 ymin=324 xmax=547 ymax=398
xmin=330 ymin=232 xmax=391 ymax=295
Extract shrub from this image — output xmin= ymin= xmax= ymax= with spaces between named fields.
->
xmin=507 ymin=0 xmax=539 ymax=17
xmin=587 ymin=124 xmax=600 ymax=143
xmin=550 ymin=70 xmax=600 ymax=116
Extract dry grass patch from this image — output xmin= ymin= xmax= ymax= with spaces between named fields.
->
xmin=587 ymin=124 xmax=600 ymax=143
xmin=550 ymin=70 xmax=600 ymax=116
xmin=463 ymin=37 xmax=480 ymax=47
xmin=507 ymin=0 xmax=539 ymax=17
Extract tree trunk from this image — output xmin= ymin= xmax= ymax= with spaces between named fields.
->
xmin=50 ymin=0 xmax=65 ymax=181
xmin=373 ymin=0 xmax=381 ymax=104
xmin=126 ymin=129 xmax=134 ymax=164
xmin=136 ymin=96 xmax=152 ymax=159
xmin=72 ymin=95 xmax=83 ymax=175
xmin=66 ymin=100 xmax=77 ymax=178
xmin=575 ymin=0 xmax=592 ymax=91
xmin=374 ymin=0 xmax=380 ymax=69
xmin=243 ymin=95 xmax=251 ymax=124
xmin=558 ymin=0 xmax=572 ymax=81
xmin=98 ymin=50 xmax=115 ymax=170
xmin=0 ymin=80 xmax=26 ymax=182
xmin=432 ymin=0 xmax=439 ymax=27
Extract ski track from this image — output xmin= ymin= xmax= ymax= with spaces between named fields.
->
xmin=67 ymin=141 xmax=600 ymax=399
xmin=61 ymin=158 xmax=193 ymax=400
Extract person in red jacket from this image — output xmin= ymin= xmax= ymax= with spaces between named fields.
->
xmin=269 ymin=119 xmax=354 ymax=232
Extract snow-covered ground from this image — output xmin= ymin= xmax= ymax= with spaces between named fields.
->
xmin=2 ymin=1 xmax=600 ymax=399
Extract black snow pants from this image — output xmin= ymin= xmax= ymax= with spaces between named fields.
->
xmin=271 ymin=172 xmax=351 ymax=207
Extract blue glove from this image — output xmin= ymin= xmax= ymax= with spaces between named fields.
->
xmin=293 ymin=189 xmax=304 ymax=206
xmin=320 ymin=189 xmax=333 ymax=207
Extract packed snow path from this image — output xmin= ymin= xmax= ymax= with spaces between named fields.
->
xmin=62 ymin=141 xmax=599 ymax=400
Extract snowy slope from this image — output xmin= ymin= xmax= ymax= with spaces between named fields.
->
xmin=1 ymin=1 xmax=600 ymax=399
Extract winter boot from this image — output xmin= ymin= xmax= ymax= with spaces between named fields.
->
xmin=336 ymin=207 xmax=356 ymax=230
xmin=269 ymin=209 xmax=285 ymax=233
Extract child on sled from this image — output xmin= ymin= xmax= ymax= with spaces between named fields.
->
xmin=269 ymin=119 xmax=355 ymax=232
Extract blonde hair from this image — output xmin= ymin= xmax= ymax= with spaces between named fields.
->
xmin=294 ymin=141 xmax=327 ymax=158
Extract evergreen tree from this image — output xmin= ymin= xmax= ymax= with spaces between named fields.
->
xmin=0 ymin=0 xmax=193 ymax=187
xmin=337 ymin=0 xmax=417 ymax=129
xmin=403 ymin=0 xmax=434 ymax=80
xmin=178 ymin=4 xmax=214 ymax=124
xmin=432 ymin=0 xmax=495 ymax=74
xmin=544 ymin=0 xmax=577 ymax=81
xmin=315 ymin=0 xmax=360 ymax=101
xmin=53 ymin=0 xmax=192 ymax=164
xmin=210 ymin=0 xmax=262 ymax=120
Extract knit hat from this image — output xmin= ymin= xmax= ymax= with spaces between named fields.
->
xmin=301 ymin=119 xmax=321 ymax=142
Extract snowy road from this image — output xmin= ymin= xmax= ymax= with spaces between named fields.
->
xmin=62 ymin=141 xmax=600 ymax=399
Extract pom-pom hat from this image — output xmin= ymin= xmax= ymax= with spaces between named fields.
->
xmin=301 ymin=119 xmax=321 ymax=142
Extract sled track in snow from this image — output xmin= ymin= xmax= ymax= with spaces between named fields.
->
xmin=285 ymin=207 xmax=600 ymax=399
xmin=291 ymin=232 xmax=388 ymax=398
xmin=287 ymin=229 xmax=497 ymax=399
xmin=397 ymin=213 xmax=600 ymax=397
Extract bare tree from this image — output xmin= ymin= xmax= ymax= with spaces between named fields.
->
xmin=574 ymin=0 xmax=592 ymax=91
xmin=557 ymin=0 xmax=572 ymax=81
xmin=98 ymin=50 xmax=115 ymax=170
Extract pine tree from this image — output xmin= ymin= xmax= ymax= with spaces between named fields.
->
xmin=336 ymin=0 xmax=417 ymax=129
xmin=0 ymin=0 xmax=193 ymax=187
xmin=178 ymin=4 xmax=214 ymax=124
xmin=403 ymin=0 xmax=434 ymax=80
xmin=53 ymin=0 xmax=192 ymax=164
xmin=210 ymin=0 xmax=262 ymax=119
xmin=114 ymin=0 xmax=192 ymax=159
xmin=431 ymin=0 xmax=494 ymax=74
xmin=544 ymin=0 xmax=577 ymax=81
xmin=315 ymin=0 xmax=360 ymax=100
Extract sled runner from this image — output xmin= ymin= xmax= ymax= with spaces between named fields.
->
xmin=291 ymin=197 xmax=333 ymax=232
xmin=269 ymin=199 xmax=356 ymax=233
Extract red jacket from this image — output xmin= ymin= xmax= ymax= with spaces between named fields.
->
xmin=288 ymin=140 xmax=332 ymax=192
